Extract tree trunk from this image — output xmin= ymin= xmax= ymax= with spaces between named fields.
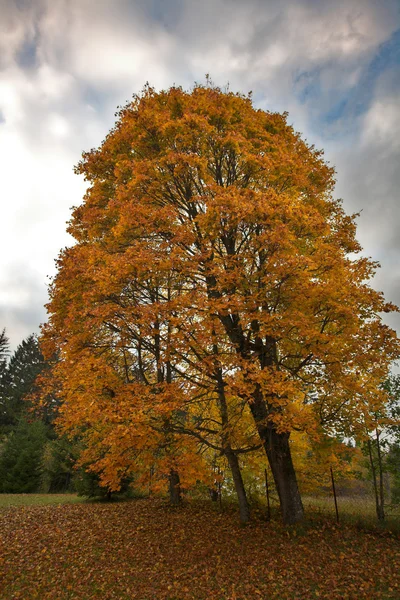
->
xmin=367 ymin=438 xmax=384 ymax=521
xmin=330 ymin=466 xmax=339 ymax=523
xmin=217 ymin=466 xmax=223 ymax=508
xmin=249 ymin=392 xmax=304 ymax=525
xmin=376 ymin=429 xmax=385 ymax=521
xmin=225 ymin=449 xmax=250 ymax=524
xmin=210 ymin=297 xmax=303 ymax=524
xmin=210 ymin=487 xmax=219 ymax=502
xmin=265 ymin=428 xmax=303 ymax=525
xmin=212 ymin=346 xmax=250 ymax=524
xmin=265 ymin=467 xmax=271 ymax=521
xmin=168 ymin=469 xmax=181 ymax=506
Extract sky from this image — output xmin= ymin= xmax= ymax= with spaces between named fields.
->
xmin=0 ymin=0 xmax=399 ymax=353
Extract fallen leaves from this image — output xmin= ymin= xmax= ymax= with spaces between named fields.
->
xmin=0 ymin=499 xmax=399 ymax=599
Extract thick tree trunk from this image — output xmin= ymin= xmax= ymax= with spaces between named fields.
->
xmin=210 ymin=289 xmax=303 ymax=524
xmin=168 ymin=469 xmax=181 ymax=505
xmin=225 ymin=449 xmax=250 ymax=524
xmin=264 ymin=427 xmax=304 ymax=525
xmin=249 ymin=392 xmax=304 ymax=525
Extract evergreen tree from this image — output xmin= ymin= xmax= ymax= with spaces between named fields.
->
xmin=0 ymin=419 xmax=48 ymax=492
xmin=0 ymin=328 xmax=8 ymax=373
xmin=0 ymin=333 xmax=62 ymax=493
xmin=0 ymin=329 xmax=9 ymax=409
xmin=74 ymin=465 xmax=132 ymax=499
xmin=0 ymin=334 xmax=47 ymax=432
xmin=40 ymin=436 xmax=77 ymax=493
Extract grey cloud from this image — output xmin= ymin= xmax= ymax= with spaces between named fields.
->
xmin=325 ymin=79 xmax=400 ymax=336
xmin=16 ymin=35 xmax=39 ymax=70
xmin=0 ymin=0 xmax=399 ymax=352
xmin=0 ymin=263 xmax=48 ymax=351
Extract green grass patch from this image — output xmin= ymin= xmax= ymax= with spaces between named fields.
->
xmin=0 ymin=493 xmax=85 ymax=508
xmin=303 ymin=495 xmax=400 ymax=533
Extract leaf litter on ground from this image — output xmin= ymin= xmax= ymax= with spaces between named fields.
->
xmin=0 ymin=498 xmax=399 ymax=599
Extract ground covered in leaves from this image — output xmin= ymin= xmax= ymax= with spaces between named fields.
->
xmin=1 ymin=498 xmax=399 ymax=599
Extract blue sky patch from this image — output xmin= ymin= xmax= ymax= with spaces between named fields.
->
xmin=16 ymin=37 xmax=38 ymax=70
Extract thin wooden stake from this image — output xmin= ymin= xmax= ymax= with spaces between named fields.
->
xmin=217 ymin=465 xmax=222 ymax=509
xmin=149 ymin=465 xmax=154 ymax=498
xmin=330 ymin=466 xmax=339 ymax=523
xmin=264 ymin=467 xmax=271 ymax=521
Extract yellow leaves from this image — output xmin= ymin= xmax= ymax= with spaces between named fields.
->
xmin=290 ymin=430 xmax=361 ymax=494
xmin=39 ymin=82 xmax=400 ymax=505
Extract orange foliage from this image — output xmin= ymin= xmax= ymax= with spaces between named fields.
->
xmin=40 ymin=84 xmax=399 ymax=503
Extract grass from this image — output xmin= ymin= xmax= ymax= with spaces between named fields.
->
xmin=302 ymin=495 xmax=400 ymax=532
xmin=0 ymin=496 xmax=399 ymax=599
xmin=0 ymin=493 xmax=85 ymax=508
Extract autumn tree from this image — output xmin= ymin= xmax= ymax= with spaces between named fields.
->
xmin=42 ymin=84 xmax=399 ymax=525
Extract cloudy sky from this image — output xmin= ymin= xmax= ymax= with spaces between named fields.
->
xmin=1 ymin=0 xmax=399 ymax=352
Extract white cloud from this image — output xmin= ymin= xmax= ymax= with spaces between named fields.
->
xmin=362 ymin=96 xmax=400 ymax=151
xmin=0 ymin=0 xmax=36 ymax=68
xmin=47 ymin=113 xmax=70 ymax=138
xmin=35 ymin=0 xmax=179 ymax=92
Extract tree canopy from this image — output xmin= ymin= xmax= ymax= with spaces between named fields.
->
xmin=41 ymin=84 xmax=399 ymax=524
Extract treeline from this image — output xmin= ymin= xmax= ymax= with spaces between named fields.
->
xmin=0 ymin=328 xmax=399 ymax=519
xmin=0 ymin=329 xmax=111 ymax=497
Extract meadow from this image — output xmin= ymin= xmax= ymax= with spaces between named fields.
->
xmin=0 ymin=494 xmax=84 ymax=508
xmin=1 ymin=495 xmax=399 ymax=599
xmin=302 ymin=496 xmax=400 ymax=532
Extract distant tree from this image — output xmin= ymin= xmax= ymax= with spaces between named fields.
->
xmin=0 ymin=334 xmax=61 ymax=493
xmin=0 ymin=329 xmax=10 ymax=426
xmin=0 ymin=328 xmax=8 ymax=372
xmin=0 ymin=334 xmax=48 ymax=432
xmin=0 ymin=419 xmax=48 ymax=493
xmin=40 ymin=436 xmax=77 ymax=493
xmin=383 ymin=375 xmax=400 ymax=505
xmin=387 ymin=443 xmax=400 ymax=504
xmin=73 ymin=461 xmax=132 ymax=499
xmin=361 ymin=374 xmax=400 ymax=520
